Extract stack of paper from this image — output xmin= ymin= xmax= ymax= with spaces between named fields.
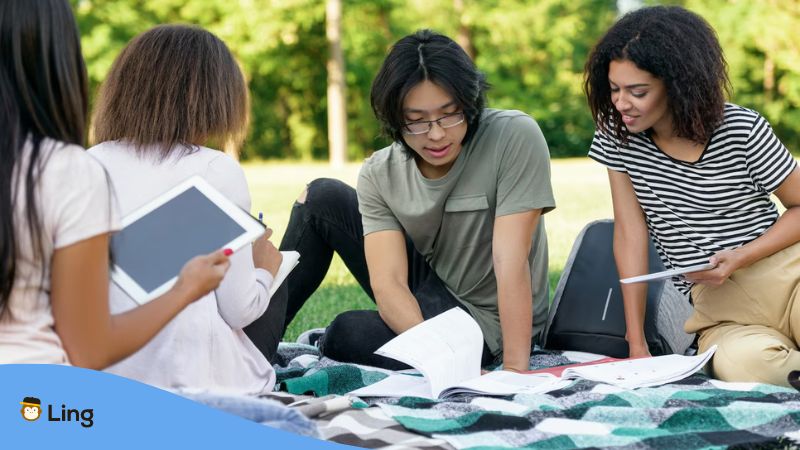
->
xmin=556 ymin=346 xmax=716 ymax=389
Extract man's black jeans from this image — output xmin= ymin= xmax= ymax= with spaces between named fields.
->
xmin=277 ymin=178 xmax=493 ymax=370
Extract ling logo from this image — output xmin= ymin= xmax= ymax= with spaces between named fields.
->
xmin=20 ymin=397 xmax=42 ymax=421
xmin=19 ymin=396 xmax=94 ymax=427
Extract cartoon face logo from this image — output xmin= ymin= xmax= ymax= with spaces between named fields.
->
xmin=20 ymin=397 xmax=42 ymax=421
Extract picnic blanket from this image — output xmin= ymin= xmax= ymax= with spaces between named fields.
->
xmin=266 ymin=390 xmax=453 ymax=449
xmin=273 ymin=344 xmax=800 ymax=449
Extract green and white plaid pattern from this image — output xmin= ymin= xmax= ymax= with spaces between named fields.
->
xmin=275 ymin=343 xmax=800 ymax=449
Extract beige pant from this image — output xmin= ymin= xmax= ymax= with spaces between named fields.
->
xmin=685 ymin=241 xmax=800 ymax=387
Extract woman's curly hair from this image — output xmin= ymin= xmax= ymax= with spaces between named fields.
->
xmin=584 ymin=6 xmax=732 ymax=144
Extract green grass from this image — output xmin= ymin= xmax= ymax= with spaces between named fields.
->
xmin=244 ymin=158 xmax=613 ymax=341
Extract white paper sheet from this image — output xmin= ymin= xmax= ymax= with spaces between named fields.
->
xmin=562 ymin=345 xmax=716 ymax=388
xmin=268 ymin=251 xmax=300 ymax=298
xmin=374 ymin=308 xmax=483 ymax=398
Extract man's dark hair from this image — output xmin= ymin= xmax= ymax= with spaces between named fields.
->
xmin=370 ymin=29 xmax=489 ymax=156
xmin=584 ymin=6 xmax=732 ymax=144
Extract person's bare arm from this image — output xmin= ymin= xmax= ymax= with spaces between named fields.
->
xmin=493 ymin=209 xmax=540 ymax=372
xmin=364 ymin=230 xmax=424 ymax=333
xmin=608 ymin=169 xmax=651 ymax=358
xmin=51 ymin=234 xmax=230 ymax=369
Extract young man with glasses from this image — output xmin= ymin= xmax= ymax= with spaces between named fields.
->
xmin=277 ymin=30 xmax=555 ymax=372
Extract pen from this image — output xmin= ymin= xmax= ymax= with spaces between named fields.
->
xmin=258 ymin=212 xmax=263 ymax=223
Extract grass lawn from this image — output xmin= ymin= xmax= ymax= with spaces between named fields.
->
xmin=244 ymin=158 xmax=614 ymax=341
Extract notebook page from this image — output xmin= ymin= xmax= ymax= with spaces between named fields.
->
xmin=268 ymin=251 xmax=300 ymax=299
xmin=562 ymin=346 xmax=716 ymax=388
xmin=375 ymin=308 xmax=483 ymax=398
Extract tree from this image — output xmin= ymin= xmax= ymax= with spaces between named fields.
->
xmin=686 ymin=0 xmax=800 ymax=151
xmin=72 ymin=0 xmax=799 ymax=160
xmin=326 ymin=0 xmax=347 ymax=168
xmin=453 ymin=0 xmax=475 ymax=60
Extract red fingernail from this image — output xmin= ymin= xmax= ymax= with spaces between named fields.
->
xmin=223 ymin=248 xmax=233 ymax=256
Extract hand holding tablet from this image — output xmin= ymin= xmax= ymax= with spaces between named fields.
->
xmin=111 ymin=176 xmax=267 ymax=304
xmin=170 ymin=249 xmax=233 ymax=303
xmin=620 ymin=262 xmax=717 ymax=284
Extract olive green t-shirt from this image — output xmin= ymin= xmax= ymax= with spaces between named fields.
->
xmin=357 ymin=109 xmax=555 ymax=356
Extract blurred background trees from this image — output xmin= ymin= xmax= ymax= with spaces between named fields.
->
xmin=72 ymin=0 xmax=800 ymax=160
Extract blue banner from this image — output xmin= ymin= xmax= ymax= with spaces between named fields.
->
xmin=2 ymin=364 xmax=346 ymax=449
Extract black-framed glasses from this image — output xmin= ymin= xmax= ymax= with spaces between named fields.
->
xmin=401 ymin=112 xmax=465 ymax=135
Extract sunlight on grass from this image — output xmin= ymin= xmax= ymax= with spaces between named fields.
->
xmin=244 ymin=158 xmax=614 ymax=340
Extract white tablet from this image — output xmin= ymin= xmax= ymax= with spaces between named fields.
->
xmin=619 ymin=263 xmax=717 ymax=284
xmin=110 ymin=176 xmax=265 ymax=305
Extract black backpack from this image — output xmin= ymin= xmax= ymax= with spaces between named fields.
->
xmin=543 ymin=220 xmax=694 ymax=358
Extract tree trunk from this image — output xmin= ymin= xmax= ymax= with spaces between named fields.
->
xmin=764 ymin=56 xmax=775 ymax=102
xmin=326 ymin=0 xmax=347 ymax=168
xmin=453 ymin=0 xmax=475 ymax=60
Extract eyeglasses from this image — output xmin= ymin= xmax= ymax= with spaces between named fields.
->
xmin=401 ymin=112 xmax=465 ymax=135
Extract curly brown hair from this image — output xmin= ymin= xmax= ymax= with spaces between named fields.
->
xmin=584 ymin=6 xmax=732 ymax=144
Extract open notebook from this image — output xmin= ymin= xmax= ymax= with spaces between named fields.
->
xmin=350 ymin=308 xmax=565 ymax=399
xmin=350 ymin=308 xmax=716 ymax=400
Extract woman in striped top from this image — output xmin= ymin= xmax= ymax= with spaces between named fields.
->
xmin=585 ymin=6 xmax=800 ymax=386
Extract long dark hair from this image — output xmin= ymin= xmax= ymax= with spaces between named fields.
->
xmin=370 ymin=29 xmax=489 ymax=157
xmin=584 ymin=6 xmax=731 ymax=144
xmin=0 ymin=0 xmax=88 ymax=315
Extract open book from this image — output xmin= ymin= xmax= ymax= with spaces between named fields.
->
xmin=349 ymin=308 xmax=716 ymax=399
xmin=351 ymin=367 xmax=570 ymax=399
xmin=529 ymin=346 xmax=716 ymax=389
xmin=268 ymin=251 xmax=300 ymax=299
xmin=350 ymin=308 xmax=569 ymax=399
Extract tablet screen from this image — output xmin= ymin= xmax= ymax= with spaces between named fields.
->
xmin=111 ymin=186 xmax=245 ymax=293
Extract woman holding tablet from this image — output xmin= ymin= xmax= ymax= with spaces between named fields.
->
xmin=0 ymin=0 xmax=230 ymax=368
xmin=585 ymin=6 xmax=800 ymax=385
xmin=89 ymin=25 xmax=284 ymax=395
xmin=280 ymin=30 xmax=555 ymax=372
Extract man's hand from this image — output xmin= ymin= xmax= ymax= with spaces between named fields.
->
xmin=627 ymin=341 xmax=652 ymax=358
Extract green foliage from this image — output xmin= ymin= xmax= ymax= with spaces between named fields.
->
xmin=466 ymin=0 xmax=616 ymax=157
xmin=73 ymin=0 xmax=800 ymax=159
xmin=685 ymin=0 xmax=800 ymax=151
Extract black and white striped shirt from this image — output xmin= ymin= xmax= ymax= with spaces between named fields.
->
xmin=589 ymin=103 xmax=797 ymax=293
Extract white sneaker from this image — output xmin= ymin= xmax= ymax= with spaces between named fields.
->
xmin=296 ymin=327 xmax=326 ymax=347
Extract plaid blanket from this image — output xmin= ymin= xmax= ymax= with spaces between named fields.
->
xmin=274 ymin=344 xmax=800 ymax=449
xmin=273 ymin=343 xmax=452 ymax=448
xmin=266 ymin=391 xmax=453 ymax=449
